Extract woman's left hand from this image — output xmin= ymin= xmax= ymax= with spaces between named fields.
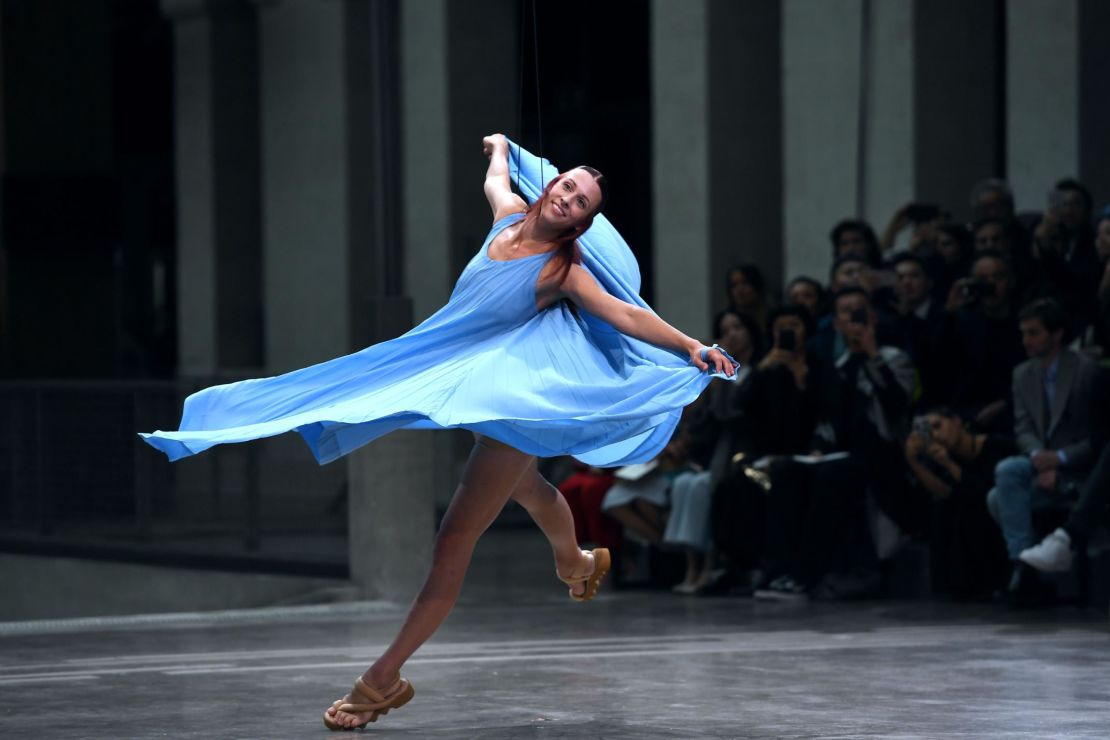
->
xmin=692 ymin=345 xmax=736 ymax=376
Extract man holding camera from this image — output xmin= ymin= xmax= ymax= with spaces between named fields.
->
xmin=942 ymin=250 xmax=1026 ymax=432
xmin=987 ymin=298 xmax=1098 ymax=606
xmin=755 ymin=289 xmax=915 ymax=600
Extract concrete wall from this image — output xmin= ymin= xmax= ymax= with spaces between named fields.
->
xmin=0 ymin=553 xmax=347 ymax=620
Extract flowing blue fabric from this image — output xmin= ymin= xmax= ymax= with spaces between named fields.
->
xmin=140 ymin=141 xmax=732 ymax=466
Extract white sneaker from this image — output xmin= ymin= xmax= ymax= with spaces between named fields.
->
xmin=1019 ymin=528 xmax=1073 ymax=573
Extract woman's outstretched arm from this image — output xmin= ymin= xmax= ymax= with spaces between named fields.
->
xmin=561 ymin=265 xmax=735 ymax=375
xmin=482 ymin=133 xmax=527 ymax=221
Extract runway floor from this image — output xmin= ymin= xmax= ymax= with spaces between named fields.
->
xmin=2 ymin=529 xmax=1108 ymax=739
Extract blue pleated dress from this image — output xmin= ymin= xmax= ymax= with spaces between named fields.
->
xmin=140 ymin=142 xmax=733 ymax=467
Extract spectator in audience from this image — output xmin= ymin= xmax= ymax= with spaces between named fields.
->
xmin=891 ymin=254 xmax=946 ymax=407
xmin=942 ymin=250 xmax=1025 ymax=431
xmin=973 ymin=218 xmax=1013 ymax=256
xmin=786 ymin=276 xmax=827 ymax=322
xmin=1020 ymin=368 xmax=1110 ymax=573
xmin=721 ymin=306 xmax=821 ymax=587
xmin=831 ymin=218 xmax=884 ymax=268
xmin=811 ymin=255 xmax=898 ymax=366
xmin=665 ymin=310 xmax=761 ymax=594
xmin=755 ymin=288 xmax=915 ymax=600
xmin=971 ymin=177 xmax=1034 ymax=279
xmin=1095 ymin=207 xmax=1110 ymax=354
xmin=929 ymin=222 xmax=973 ymax=301
xmin=878 ymin=202 xmax=944 ymax=255
xmin=904 ymin=407 xmax=1013 ymax=598
xmin=987 ymin=298 xmax=1099 ymax=606
xmin=1024 ymin=209 xmax=1099 ymax=336
xmin=725 ymin=264 xmax=769 ymax=331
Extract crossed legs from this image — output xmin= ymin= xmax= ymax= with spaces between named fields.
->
xmin=327 ymin=436 xmax=593 ymax=729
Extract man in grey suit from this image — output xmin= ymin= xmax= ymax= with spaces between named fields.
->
xmin=987 ymin=298 xmax=1098 ymax=603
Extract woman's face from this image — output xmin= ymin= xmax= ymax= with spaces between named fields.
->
xmin=788 ymin=281 xmax=819 ymax=316
xmin=1096 ymin=218 xmax=1110 ymax=261
xmin=927 ymin=413 xmax=960 ymax=450
xmin=542 ymin=169 xmax=601 ymax=231
xmin=717 ymin=312 xmax=753 ymax=362
xmin=836 ymin=229 xmax=869 ymax=259
xmin=936 ymin=231 xmax=962 ymax=264
xmin=728 ymin=271 xmax=757 ymax=309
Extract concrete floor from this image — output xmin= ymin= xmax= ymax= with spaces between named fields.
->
xmin=2 ymin=530 xmax=1108 ymax=739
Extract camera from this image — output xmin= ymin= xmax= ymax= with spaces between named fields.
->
xmin=912 ymin=415 xmax=932 ymax=444
xmin=849 ymin=307 xmax=869 ymax=326
xmin=778 ymin=327 xmax=796 ymax=352
xmin=961 ymin=279 xmax=994 ymax=301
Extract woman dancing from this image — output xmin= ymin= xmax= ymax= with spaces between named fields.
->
xmin=141 ymin=134 xmax=736 ymax=730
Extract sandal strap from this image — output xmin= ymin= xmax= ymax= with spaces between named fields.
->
xmin=338 ymin=677 xmax=405 ymax=712
xmin=556 ymin=549 xmax=592 ymax=586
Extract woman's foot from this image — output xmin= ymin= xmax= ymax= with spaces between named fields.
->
xmin=556 ymin=548 xmax=610 ymax=601
xmin=324 ymin=669 xmax=409 ymax=730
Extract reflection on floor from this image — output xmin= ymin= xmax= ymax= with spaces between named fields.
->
xmin=2 ymin=529 xmax=1108 ymax=739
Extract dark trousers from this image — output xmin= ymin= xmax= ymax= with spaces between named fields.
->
xmin=762 ymin=457 xmax=872 ymax=588
xmin=1067 ymin=443 xmax=1110 ymax=542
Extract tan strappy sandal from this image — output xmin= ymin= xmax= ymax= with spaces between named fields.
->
xmin=557 ymin=548 xmax=611 ymax=602
xmin=323 ymin=676 xmax=415 ymax=731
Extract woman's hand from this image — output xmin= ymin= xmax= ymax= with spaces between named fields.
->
xmin=482 ymin=133 xmax=507 ymax=159
xmin=904 ymin=431 xmax=926 ymax=462
xmin=691 ymin=345 xmax=736 ymax=376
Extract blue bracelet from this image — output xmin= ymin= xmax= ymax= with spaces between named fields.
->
xmin=700 ymin=344 xmax=722 ymax=363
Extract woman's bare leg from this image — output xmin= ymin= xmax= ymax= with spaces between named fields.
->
xmin=328 ymin=436 xmax=534 ymax=728
xmin=509 ymin=462 xmax=594 ymax=595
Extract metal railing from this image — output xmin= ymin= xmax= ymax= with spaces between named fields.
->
xmin=0 ymin=380 xmax=348 ymax=576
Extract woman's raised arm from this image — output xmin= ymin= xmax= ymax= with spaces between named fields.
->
xmin=561 ymin=265 xmax=735 ymax=375
xmin=482 ymin=134 xmax=527 ymax=221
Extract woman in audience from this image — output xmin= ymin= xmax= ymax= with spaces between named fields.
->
xmin=665 ymin=310 xmax=761 ymax=594
xmin=724 ymin=264 xmax=770 ymax=331
xmin=904 ymin=407 xmax=1014 ymax=597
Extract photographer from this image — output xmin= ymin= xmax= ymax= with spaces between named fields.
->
xmin=904 ymin=408 xmax=1014 ymax=598
xmin=755 ymin=289 xmax=915 ymax=600
xmin=941 ymin=250 xmax=1025 ymax=431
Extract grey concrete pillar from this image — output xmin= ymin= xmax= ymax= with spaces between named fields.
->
xmin=914 ymin=0 xmax=1004 ymax=221
xmin=444 ymin=0 xmax=518 ymax=280
xmin=162 ymin=0 xmax=263 ymax=375
xmin=782 ymin=0 xmax=863 ymax=285
xmin=652 ymin=0 xmax=781 ymax=335
xmin=347 ymin=431 xmax=436 ymax=601
xmin=255 ymin=0 xmax=409 ymax=373
xmin=1079 ymin=0 xmax=1110 ymax=208
xmin=400 ymin=0 xmax=451 ymax=322
xmin=1006 ymin=0 xmax=1078 ymax=212
xmin=651 ymin=0 xmax=710 ymax=336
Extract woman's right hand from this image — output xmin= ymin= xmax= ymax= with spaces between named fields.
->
xmin=482 ymin=133 xmax=507 ymax=159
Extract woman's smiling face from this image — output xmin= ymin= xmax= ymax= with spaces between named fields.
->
xmin=542 ymin=169 xmax=602 ymax=229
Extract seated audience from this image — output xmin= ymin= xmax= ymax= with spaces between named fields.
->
xmin=987 ymin=298 xmax=1099 ymax=606
xmin=904 ymin=407 xmax=1013 ymax=598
